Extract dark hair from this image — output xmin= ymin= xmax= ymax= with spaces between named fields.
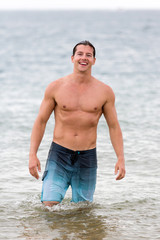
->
xmin=72 ymin=40 xmax=96 ymax=57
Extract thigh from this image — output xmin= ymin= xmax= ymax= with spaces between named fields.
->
xmin=41 ymin=161 xmax=70 ymax=203
xmin=71 ymin=167 xmax=97 ymax=203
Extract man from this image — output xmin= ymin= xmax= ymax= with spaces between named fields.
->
xmin=29 ymin=40 xmax=125 ymax=207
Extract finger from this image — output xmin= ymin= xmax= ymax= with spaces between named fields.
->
xmin=116 ymin=173 xmax=122 ymax=180
xmin=33 ymin=168 xmax=39 ymax=179
xmin=37 ymin=161 xmax=41 ymax=172
xmin=30 ymin=167 xmax=39 ymax=180
xmin=115 ymin=164 xmax=118 ymax=175
xmin=116 ymin=169 xmax=125 ymax=180
xmin=34 ymin=171 xmax=39 ymax=180
xmin=116 ymin=174 xmax=123 ymax=180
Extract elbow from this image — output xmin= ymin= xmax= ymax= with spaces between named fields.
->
xmin=35 ymin=115 xmax=47 ymax=126
xmin=109 ymin=122 xmax=119 ymax=130
xmin=109 ymin=122 xmax=122 ymax=134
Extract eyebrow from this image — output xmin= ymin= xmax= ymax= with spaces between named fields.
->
xmin=76 ymin=51 xmax=93 ymax=56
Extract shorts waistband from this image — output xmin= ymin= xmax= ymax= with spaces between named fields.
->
xmin=51 ymin=142 xmax=96 ymax=155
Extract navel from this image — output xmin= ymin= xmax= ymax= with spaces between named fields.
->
xmin=63 ymin=105 xmax=66 ymax=109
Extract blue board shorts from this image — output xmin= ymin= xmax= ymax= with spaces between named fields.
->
xmin=41 ymin=142 xmax=97 ymax=203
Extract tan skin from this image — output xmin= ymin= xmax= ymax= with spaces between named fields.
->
xmin=29 ymin=45 xmax=126 ymax=207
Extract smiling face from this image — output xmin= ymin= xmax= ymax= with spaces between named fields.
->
xmin=71 ymin=44 xmax=96 ymax=73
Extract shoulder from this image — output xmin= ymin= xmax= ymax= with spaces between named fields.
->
xmin=46 ymin=77 xmax=65 ymax=90
xmin=44 ymin=75 xmax=69 ymax=97
xmin=93 ymin=77 xmax=115 ymax=102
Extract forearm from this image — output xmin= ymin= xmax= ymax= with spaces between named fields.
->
xmin=109 ymin=124 xmax=124 ymax=161
xmin=29 ymin=117 xmax=47 ymax=156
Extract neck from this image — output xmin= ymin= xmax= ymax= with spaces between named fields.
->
xmin=72 ymin=69 xmax=92 ymax=84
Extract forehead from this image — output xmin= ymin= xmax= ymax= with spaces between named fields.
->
xmin=76 ymin=44 xmax=94 ymax=54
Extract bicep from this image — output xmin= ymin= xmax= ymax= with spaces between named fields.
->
xmin=38 ymin=87 xmax=55 ymax=123
xmin=103 ymin=91 xmax=118 ymax=128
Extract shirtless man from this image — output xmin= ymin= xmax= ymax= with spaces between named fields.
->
xmin=29 ymin=40 xmax=125 ymax=206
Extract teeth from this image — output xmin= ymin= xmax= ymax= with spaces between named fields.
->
xmin=81 ymin=63 xmax=87 ymax=65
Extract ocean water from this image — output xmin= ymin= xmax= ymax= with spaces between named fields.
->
xmin=0 ymin=10 xmax=160 ymax=240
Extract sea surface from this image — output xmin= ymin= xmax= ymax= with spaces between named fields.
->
xmin=0 ymin=10 xmax=160 ymax=240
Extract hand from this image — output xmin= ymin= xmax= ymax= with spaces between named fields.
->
xmin=29 ymin=154 xmax=41 ymax=179
xmin=115 ymin=159 xmax=125 ymax=180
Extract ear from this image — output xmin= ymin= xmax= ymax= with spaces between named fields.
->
xmin=92 ymin=57 xmax=96 ymax=65
xmin=71 ymin=55 xmax=74 ymax=63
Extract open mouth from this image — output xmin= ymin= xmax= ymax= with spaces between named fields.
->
xmin=79 ymin=62 xmax=88 ymax=66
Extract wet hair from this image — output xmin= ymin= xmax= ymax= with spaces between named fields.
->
xmin=72 ymin=40 xmax=96 ymax=57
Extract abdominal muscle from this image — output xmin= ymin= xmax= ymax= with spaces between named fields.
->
xmin=53 ymin=109 xmax=101 ymax=151
xmin=53 ymin=128 xmax=97 ymax=151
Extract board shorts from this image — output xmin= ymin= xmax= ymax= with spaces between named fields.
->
xmin=41 ymin=142 xmax=97 ymax=203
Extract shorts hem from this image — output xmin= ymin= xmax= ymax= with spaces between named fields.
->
xmin=41 ymin=199 xmax=62 ymax=203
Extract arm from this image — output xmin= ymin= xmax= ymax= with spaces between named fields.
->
xmin=103 ymin=87 xmax=125 ymax=180
xmin=29 ymin=84 xmax=55 ymax=179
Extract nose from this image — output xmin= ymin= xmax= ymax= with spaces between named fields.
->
xmin=82 ymin=54 xmax=88 ymax=60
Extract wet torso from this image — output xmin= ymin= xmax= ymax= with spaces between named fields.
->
xmin=52 ymin=76 xmax=108 ymax=150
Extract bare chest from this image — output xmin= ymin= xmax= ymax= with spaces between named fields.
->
xmin=55 ymin=85 xmax=105 ymax=113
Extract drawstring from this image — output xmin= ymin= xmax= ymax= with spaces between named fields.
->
xmin=71 ymin=152 xmax=80 ymax=165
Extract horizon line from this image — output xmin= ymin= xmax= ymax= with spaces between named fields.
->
xmin=0 ymin=8 xmax=160 ymax=11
